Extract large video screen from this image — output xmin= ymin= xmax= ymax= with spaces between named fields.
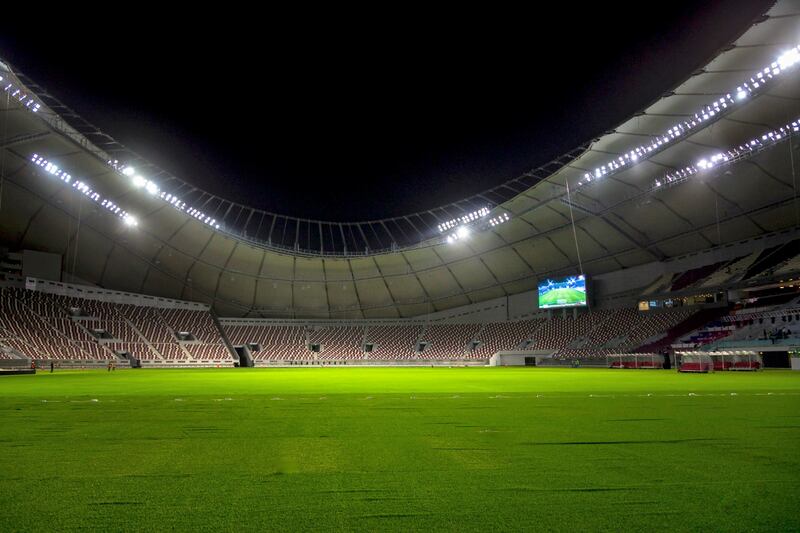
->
xmin=538 ymin=274 xmax=587 ymax=309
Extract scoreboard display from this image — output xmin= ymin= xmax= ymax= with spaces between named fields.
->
xmin=538 ymin=275 xmax=587 ymax=309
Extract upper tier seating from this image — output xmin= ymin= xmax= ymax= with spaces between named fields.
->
xmin=117 ymin=305 xmax=176 ymax=342
xmin=0 ymin=287 xmax=231 ymax=362
xmin=0 ymin=288 xmax=113 ymax=360
xmin=160 ymin=309 xmax=220 ymax=342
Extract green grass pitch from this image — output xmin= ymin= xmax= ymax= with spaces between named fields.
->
xmin=2 ymin=368 xmax=799 ymax=532
xmin=539 ymin=287 xmax=586 ymax=307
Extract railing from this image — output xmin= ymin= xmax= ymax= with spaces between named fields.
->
xmin=702 ymin=338 xmax=800 ymax=350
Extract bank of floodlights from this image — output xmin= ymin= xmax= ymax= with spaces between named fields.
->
xmin=30 ymin=154 xmax=138 ymax=227
xmin=22 ymin=44 xmax=800 ymax=250
xmin=1 ymin=73 xmax=41 ymax=114
xmin=437 ymin=207 xmax=490 ymax=233
xmin=578 ymin=45 xmax=800 ymax=188
xmin=649 ymin=118 xmax=800 ymax=192
xmin=488 ymin=213 xmax=511 ymax=227
xmin=439 ymin=207 xmax=514 ymax=244
xmin=107 ymin=160 xmax=220 ymax=230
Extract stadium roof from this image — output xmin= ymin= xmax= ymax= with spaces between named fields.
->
xmin=1 ymin=0 xmax=800 ymax=318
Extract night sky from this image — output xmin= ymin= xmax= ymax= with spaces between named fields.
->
xmin=0 ymin=1 xmax=774 ymax=221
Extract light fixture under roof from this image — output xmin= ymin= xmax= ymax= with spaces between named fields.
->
xmin=108 ymin=160 xmax=222 ymax=231
xmin=647 ymin=118 xmax=800 ymax=193
xmin=30 ymin=154 xmax=139 ymax=228
xmin=578 ymin=44 xmax=800 ymax=188
xmin=437 ymin=207 xmax=490 ymax=233
xmin=2 ymin=77 xmax=41 ymax=114
xmin=488 ymin=212 xmax=511 ymax=228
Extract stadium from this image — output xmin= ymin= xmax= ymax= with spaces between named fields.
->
xmin=1 ymin=3 xmax=800 ymax=531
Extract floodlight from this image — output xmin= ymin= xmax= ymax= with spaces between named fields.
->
xmin=779 ymin=48 xmax=800 ymax=69
xmin=579 ymin=43 xmax=800 ymax=187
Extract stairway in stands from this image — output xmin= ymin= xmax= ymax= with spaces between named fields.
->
xmin=209 ymin=311 xmax=240 ymax=364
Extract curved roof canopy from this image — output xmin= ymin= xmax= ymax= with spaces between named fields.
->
xmin=1 ymin=0 xmax=800 ymax=318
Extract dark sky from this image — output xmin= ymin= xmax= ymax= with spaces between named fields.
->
xmin=0 ymin=1 xmax=774 ymax=221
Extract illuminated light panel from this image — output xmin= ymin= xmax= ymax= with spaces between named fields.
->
xmin=30 ymin=154 xmax=138 ymax=226
xmin=437 ymin=207 xmax=490 ymax=233
xmin=445 ymin=225 xmax=472 ymax=244
xmin=443 ymin=211 xmax=512 ymax=243
xmin=107 ymin=160 xmax=221 ymax=230
xmin=488 ymin=212 xmax=511 ymax=227
xmin=2 ymin=75 xmax=41 ymax=113
xmin=185 ymin=206 xmax=219 ymax=229
xmin=579 ymin=45 xmax=800 ymax=187
xmin=649 ymin=118 xmax=800 ymax=192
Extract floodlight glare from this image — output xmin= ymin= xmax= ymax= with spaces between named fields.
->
xmin=456 ymin=226 xmax=470 ymax=239
xmin=579 ymin=43 xmax=800 ymax=187
xmin=31 ymin=154 xmax=142 ymax=227
xmin=779 ymin=49 xmax=800 ymax=69
xmin=649 ymin=118 xmax=800 ymax=194
xmin=110 ymin=160 xmax=222 ymax=232
xmin=437 ymin=206 xmax=491 ymax=233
